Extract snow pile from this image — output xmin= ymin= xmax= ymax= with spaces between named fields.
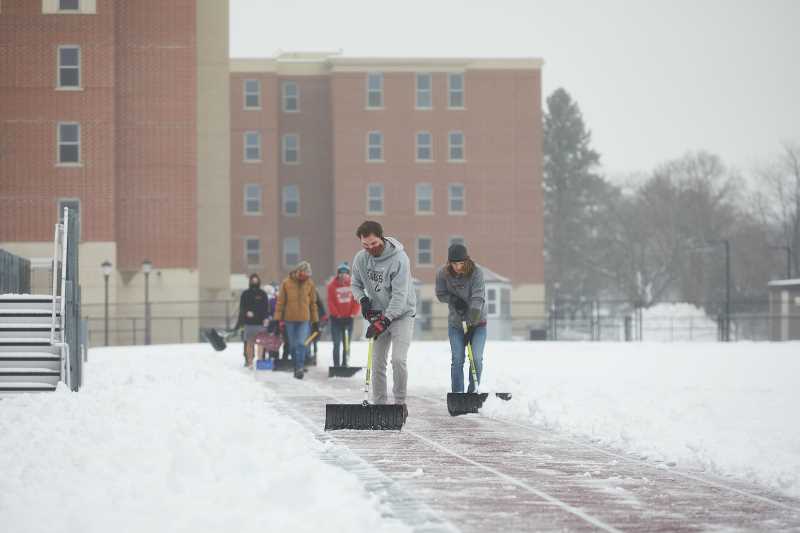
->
xmin=640 ymin=302 xmax=719 ymax=341
xmin=0 ymin=345 xmax=409 ymax=533
xmin=341 ymin=340 xmax=800 ymax=498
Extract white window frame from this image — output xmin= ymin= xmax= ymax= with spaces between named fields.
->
xmin=367 ymin=183 xmax=384 ymax=215
xmin=416 ymin=236 xmax=433 ymax=266
xmin=416 ymin=73 xmax=432 ymax=109
xmin=244 ymin=237 xmax=261 ymax=268
xmin=448 ymin=131 xmax=465 ymax=161
xmin=244 ymin=131 xmax=261 ymax=162
xmin=448 ymin=183 xmax=465 ymax=214
xmin=57 ymin=122 xmax=80 ymax=165
xmin=448 ymin=73 xmax=465 ymax=109
xmin=282 ymin=81 xmax=299 ymax=112
xmin=282 ymin=134 xmax=299 ymax=164
xmin=449 ymin=236 xmax=465 ymax=247
xmin=366 ymin=72 xmax=383 ymax=109
xmin=283 ymin=237 xmax=300 ymax=269
xmin=367 ymin=131 xmax=383 ymax=162
xmin=416 ymin=131 xmax=432 ymax=162
xmin=282 ymin=184 xmax=299 ymax=216
xmin=415 ymin=183 xmax=433 ymax=214
xmin=486 ymin=287 xmax=499 ymax=317
xmin=243 ymin=79 xmax=261 ymax=110
xmin=57 ymin=45 xmax=81 ymax=89
xmin=244 ymin=183 xmax=262 ymax=215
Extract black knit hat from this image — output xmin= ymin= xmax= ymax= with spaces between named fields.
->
xmin=447 ymin=243 xmax=468 ymax=262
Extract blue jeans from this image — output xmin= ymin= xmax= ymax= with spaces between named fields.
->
xmin=330 ymin=317 xmax=354 ymax=367
xmin=285 ymin=321 xmax=310 ymax=370
xmin=448 ymin=324 xmax=486 ymax=393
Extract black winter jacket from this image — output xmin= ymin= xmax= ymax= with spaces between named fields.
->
xmin=235 ymin=287 xmax=271 ymax=328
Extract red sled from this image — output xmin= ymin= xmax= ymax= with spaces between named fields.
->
xmin=254 ymin=331 xmax=282 ymax=352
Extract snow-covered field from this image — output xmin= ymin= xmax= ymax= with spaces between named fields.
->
xmin=0 ymin=344 xmax=409 ymax=533
xmin=1 ymin=339 xmax=799 ymax=532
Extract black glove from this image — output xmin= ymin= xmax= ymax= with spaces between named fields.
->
xmin=452 ymin=296 xmax=469 ymax=314
xmin=467 ymin=308 xmax=481 ymax=326
xmin=366 ymin=315 xmax=391 ymax=339
xmin=360 ymin=297 xmax=371 ymax=320
xmin=365 ymin=309 xmax=382 ymax=322
xmin=311 ymin=322 xmax=320 ymax=334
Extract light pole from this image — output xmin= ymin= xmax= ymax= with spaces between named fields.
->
xmin=706 ymin=240 xmax=731 ymax=342
xmin=142 ymin=259 xmax=152 ymax=345
xmin=101 ymin=260 xmax=112 ymax=346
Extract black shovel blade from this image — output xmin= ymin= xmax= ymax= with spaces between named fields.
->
xmin=328 ymin=366 xmax=363 ymax=378
xmin=324 ymin=403 xmax=405 ymax=431
xmin=272 ymin=359 xmax=295 ymax=372
xmin=203 ymin=329 xmax=227 ymax=351
xmin=447 ymin=392 xmax=489 ymax=416
xmin=447 ymin=392 xmax=513 ymax=416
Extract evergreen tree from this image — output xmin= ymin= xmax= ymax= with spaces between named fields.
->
xmin=543 ymin=88 xmax=616 ymax=308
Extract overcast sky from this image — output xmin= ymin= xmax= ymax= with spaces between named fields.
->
xmin=230 ymin=0 xmax=799 ymax=181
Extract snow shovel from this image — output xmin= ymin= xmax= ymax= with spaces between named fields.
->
xmin=203 ymin=328 xmax=229 ymax=351
xmin=324 ymin=337 xmax=404 ymax=430
xmin=447 ymin=323 xmax=512 ymax=416
xmin=329 ymin=329 xmax=363 ymax=377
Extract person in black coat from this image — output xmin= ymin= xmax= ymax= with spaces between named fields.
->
xmin=234 ymin=273 xmax=271 ymax=367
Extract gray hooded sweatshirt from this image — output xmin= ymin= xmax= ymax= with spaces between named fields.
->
xmin=351 ymin=237 xmax=416 ymax=321
xmin=435 ymin=262 xmax=487 ymax=328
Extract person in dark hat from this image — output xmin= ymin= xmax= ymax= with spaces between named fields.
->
xmin=435 ymin=243 xmax=488 ymax=393
xmin=326 ymin=261 xmax=360 ymax=367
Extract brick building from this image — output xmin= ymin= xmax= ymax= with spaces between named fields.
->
xmin=0 ymin=0 xmax=230 ymax=343
xmin=230 ymin=53 xmax=545 ymax=337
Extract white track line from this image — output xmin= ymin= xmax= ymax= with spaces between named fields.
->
xmin=412 ymin=393 xmax=800 ymax=514
xmin=298 ymin=379 xmax=622 ymax=533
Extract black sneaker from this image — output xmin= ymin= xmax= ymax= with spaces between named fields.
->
xmin=294 ymin=369 xmax=304 ymax=380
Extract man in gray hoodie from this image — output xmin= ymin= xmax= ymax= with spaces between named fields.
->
xmin=351 ymin=220 xmax=416 ymax=419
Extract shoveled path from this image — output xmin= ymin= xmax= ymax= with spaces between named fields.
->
xmin=258 ymin=367 xmax=800 ymax=532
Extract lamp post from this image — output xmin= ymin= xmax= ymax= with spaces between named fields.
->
xmin=142 ymin=259 xmax=152 ymax=345
xmin=706 ymin=240 xmax=731 ymax=342
xmin=101 ymin=260 xmax=112 ymax=346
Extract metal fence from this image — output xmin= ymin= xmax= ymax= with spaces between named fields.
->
xmin=80 ymin=297 xmax=797 ymax=345
xmin=0 ymin=249 xmax=31 ymax=293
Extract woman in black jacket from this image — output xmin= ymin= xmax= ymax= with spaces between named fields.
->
xmin=234 ymin=274 xmax=271 ymax=368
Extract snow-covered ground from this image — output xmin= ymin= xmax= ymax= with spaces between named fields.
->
xmin=2 ymin=339 xmax=799 ymax=533
xmin=0 ymin=344 xmax=409 ymax=533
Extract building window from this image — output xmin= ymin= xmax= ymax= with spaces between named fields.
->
xmin=244 ymin=184 xmax=262 ymax=215
xmin=244 ymin=131 xmax=261 ymax=161
xmin=448 ymin=73 xmax=464 ymax=108
xmin=282 ymin=184 xmax=299 ymax=216
xmin=282 ymin=134 xmax=299 ymax=164
xmin=367 ymin=72 xmax=383 ymax=108
xmin=367 ymin=183 xmax=384 ymax=214
xmin=487 ymin=287 xmax=498 ymax=316
xmin=59 ymin=0 xmax=79 ymax=10
xmin=244 ymin=79 xmax=260 ymax=109
xmin=449 ymin=131 xmax=465 ymax=161
xmin=417 ymin=237 xmax=432 ymax=266
xmin=448 ymin=183 xmax=465 ymax=213
xmin=416 ymin=183 xmax=433 ymax=214
xmin=245 ymin=237 xmax=261 ymax=268
xmin=58 ymin=46 xmax=80 ymax=88
xmin=416 ymin=73 xmax=432 ymax=109
xmin=283 ymin=237 xmax=300 ymax=269
xmin=416 ymin=131 xmax=432 ymax=161
xmin=57 ymin=122 xmax=80 ymax=164
xmin=367 ymin=131 xmax=383 ymax=161
xmin=282 ymin=81 xmax=299 ymax=112
xmin=449 ymin=236 xmax=465 ymax=247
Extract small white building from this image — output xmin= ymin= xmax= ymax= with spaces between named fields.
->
xmin=768 ymin=278 xmax=800 ymax=341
